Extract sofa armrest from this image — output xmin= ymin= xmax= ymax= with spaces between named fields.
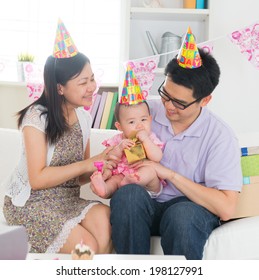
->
xmin=90 ymin=128 xmax=119 ymax=156
xmin=84 ymin=128 xmax=119 ymax=204
xmin=203 ymin=216 xmax=259 ymax=259
xmin=79 ymin=129 xmax=119 ymax=205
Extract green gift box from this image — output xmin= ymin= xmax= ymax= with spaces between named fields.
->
xmin=241 ymin=155 xmax=259 ymax=176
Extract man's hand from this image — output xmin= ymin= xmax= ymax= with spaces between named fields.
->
xmin=133 ymin=159 xmax=173 ymax=181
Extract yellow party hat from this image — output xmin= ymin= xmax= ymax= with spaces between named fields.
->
xmin=177 ymin=26 xmax=202 ymax=68
xmin=120 ymin=64 xmax=145 ymax=105
xmin=53 ymin=19 xmax=78 ymax=58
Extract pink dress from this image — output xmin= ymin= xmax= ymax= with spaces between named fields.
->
xmin=102 ymin=132 xmax=164 ymax=176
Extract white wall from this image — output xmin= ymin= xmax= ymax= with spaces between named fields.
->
xmin=128 ymin=0 xmax=259 ymax=135
xmin=207 ymin=0 xmax=259 ymax=135
xmin=0 ymin=83 xmax=30 ymax=129
xmin=1 ymin=0 xmax=259 ymax=134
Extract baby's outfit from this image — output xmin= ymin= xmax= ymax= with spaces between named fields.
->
xmin=102 ymin=132 xmax=165 ymax=197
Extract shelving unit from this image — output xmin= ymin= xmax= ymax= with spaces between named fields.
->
xmin=128 ymin=5 xmax=210 ymax=59
xmin=120 ymin=0 xmax=211 ymax=95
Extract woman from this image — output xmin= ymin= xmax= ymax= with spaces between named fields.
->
xmin=3 ymin=20 xmax=116 ymax=254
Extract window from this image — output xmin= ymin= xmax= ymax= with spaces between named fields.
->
xmin=0 ymin=0 xmax=121 ymax=84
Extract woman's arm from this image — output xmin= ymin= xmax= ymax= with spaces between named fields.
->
xmin=79 ymin=141 xmax=92 ymax=185
xmin=24 ymin=126 xmax=114 ymax=190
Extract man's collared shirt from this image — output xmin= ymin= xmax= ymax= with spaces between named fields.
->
xmin=148 ymin=99 xmax=243 ymax=203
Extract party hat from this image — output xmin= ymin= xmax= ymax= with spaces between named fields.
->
xmin=120 ymin=64 xmax=145 ymax=105
xmin=53 ymin=19 xmax=78 ymax=58
xmin=177 ymin=26 xmax=202 ymax=68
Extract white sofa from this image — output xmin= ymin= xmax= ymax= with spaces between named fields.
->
xmin=1 ymin=127 xmax=259 ymax=259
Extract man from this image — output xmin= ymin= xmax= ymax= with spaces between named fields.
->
xmin=110 ymin=27 xmax=243 ymax=260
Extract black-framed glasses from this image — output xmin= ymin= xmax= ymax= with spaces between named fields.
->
xmin=158 ymin=81 xmax=203 ymax=110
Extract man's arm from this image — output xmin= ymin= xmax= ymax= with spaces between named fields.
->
xmin=137 ymin=161 xmax=239 ymax=221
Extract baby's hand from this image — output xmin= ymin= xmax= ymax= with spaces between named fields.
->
xmin=119 ymin=139 xmax=135 ymax=150
xmin=136 ymin=130 xmax=149 ymax=143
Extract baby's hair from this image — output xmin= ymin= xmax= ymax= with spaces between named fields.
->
xmin=114 ymin=101 xmax=150 ymax=122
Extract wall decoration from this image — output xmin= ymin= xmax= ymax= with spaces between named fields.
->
xmin=228 ymin=22 xmax=259 ymax=69
xmin=125 ymin=55 xmax=159 ymax=99
xmin=19 ymin=21 xmax=259 ymax=104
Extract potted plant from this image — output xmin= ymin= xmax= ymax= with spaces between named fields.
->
xmin=17 ymin=52 xmax=35 ymax=82
xmin=18 ymin=53 xmax=35 ymax=63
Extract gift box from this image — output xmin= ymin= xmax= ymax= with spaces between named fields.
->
xmin=231 ymin=151 xmax=259 ymax=219
xmin=241 ymin=154 xmax=259 ymax=176
xmin=232 ymin=182 xmax=259 ymax=219
xmin=124 ymin=134 xmax=146 ymax=164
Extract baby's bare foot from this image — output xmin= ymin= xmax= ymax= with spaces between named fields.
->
xmin=90 ymin=171 xmax=108 ymax=198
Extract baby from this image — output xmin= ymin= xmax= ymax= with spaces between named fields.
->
xmin=90 ymin=101 xmax=164 ymax=199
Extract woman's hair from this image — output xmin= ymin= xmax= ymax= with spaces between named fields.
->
xmin=114 ymin=101 xmax=150 ymax=123
xmin=17 ymin=52 xmax=90 ymax=144
xmin=164 ymin=48 xmax=221 ymax=99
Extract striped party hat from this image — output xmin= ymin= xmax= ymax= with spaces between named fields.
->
xmin=120 ymin=64 xmax=145 ymax=105
xmin=53 ymin=19 xmax=78 ymax=58
xmin=177 ymin=26 xmax=202 ymax=68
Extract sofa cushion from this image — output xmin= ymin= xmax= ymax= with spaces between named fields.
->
xmin=203 ymin=216 xmax=259 ymax=259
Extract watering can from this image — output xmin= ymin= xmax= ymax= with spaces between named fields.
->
xmin=146 ymin=31 xmax=181 ymax=67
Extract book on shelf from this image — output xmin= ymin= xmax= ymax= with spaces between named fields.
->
xmin=89 ymin=92 xmax=98 ymax=112
xmin=106 ymin=91 xmax=118 ymax=130
xmin=183 ymin=0 xmax=196 ymax=9
xmin=100 ymin=91 xmax=115 ymax=129
xmin=90 ymin=93 xmax=102 ymax=125
xmin=196 ymin=0 xmax=205 ymax=9
xmin=93 ymin=91 xmax=108 ymax=129
xmin=84 ymin=92 xmax=98 ymax=112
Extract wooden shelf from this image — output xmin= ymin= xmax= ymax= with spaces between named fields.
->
xmin=130 ymin=7 xmax=209 ymax=21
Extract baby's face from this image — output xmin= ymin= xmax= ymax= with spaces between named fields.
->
xmin=117 ymin=103 xmax=152 ymax=139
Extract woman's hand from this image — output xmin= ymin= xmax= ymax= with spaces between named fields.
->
xmin=91 ymin=146 xmax=119 ymax=171
xmin=108 ymin=139 xmax=135 ymax=159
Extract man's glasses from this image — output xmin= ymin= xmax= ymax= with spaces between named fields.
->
xmin=158 ymin=81 xmax=203 ymax=110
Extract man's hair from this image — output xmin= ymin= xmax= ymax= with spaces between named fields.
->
xmin=164 ymin=48 xmax=221 ymax=99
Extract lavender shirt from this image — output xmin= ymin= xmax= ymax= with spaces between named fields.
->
xmin=148 ymin=99 xmax=243 ymax=203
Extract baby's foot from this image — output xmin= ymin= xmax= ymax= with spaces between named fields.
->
xmin=90 ymin=171 xmax=108 ymax=198
xmin=120 ymin=173 xmax=140 ymax=187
